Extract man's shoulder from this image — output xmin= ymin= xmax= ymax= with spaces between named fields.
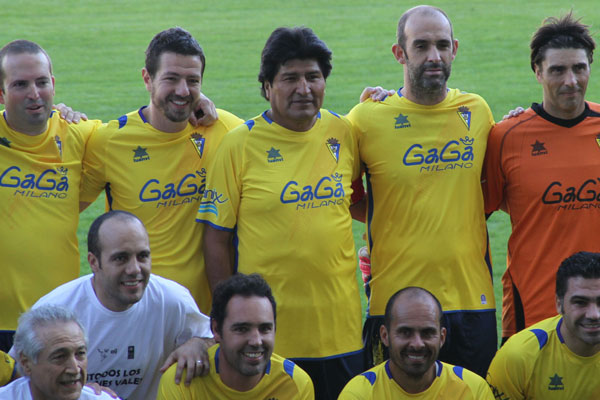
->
xmin=80 ymin=385 xmax=122 ymax=399
xmin=214 ymin=109 xmax=244 ymax=130
xmin=0 ymin=376 xmax=28 ymax=397
xmin=500 ymin=315 xmax=562 ymax=360
xmin=145 ymin=274 xmax=196 ymax=304
xmin=34 ymin=275 xmax=92 ymax=307
xmin=98 ymin=108 xmax=144 ymax=134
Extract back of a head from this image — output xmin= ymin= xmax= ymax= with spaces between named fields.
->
xmin=258 ymin=26 xmax=332 ymax=99
xmin=530 ymin=12 xmax=595 ymax=72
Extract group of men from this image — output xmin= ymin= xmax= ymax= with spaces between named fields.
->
xmin=2 ymin=2 xmax=600 ymax=399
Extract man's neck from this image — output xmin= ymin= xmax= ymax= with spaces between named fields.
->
xmin=390 ymin=361 xmax=436 ymax=394
xmin=5 ymin=114 xmax=47 ymax=136
xmin=142 ymin=104 xmax=187 ymax=133
xmin=400 ymin=85 xmax=448 ymax=106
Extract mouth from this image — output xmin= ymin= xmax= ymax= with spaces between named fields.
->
xmin=121 ymin=278 xmax=144 ymax=289
xmin=242 ymin=349 xmax=266 ymax=363
xmin=59 ymin=376 xmax=83 ymax=389
xmin=26 ymin=103 xmax=46 ymax=112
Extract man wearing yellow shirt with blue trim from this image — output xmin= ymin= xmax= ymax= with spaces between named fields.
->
xmin=487 ymin=252 xmax=600 ymax=399
xmin=340 ymin=287 xmax=493 ymax=399
xmin=158 ymin=273 xmax=314 ymax=399
xmin=80 ymin=27 xmax=243 ymax=314
xmin=0 ymin=40 xmax=101 ymax=351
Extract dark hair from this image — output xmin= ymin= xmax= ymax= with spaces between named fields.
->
xmin=0 ymin=40 xmax=52 ymax=90
xmin=556 ymin=252 xmax=600 ymax=299
xmin=530 ymin=12 xmax=595 ymax=72
xmin=210 ymin=273 xmax=277 ymax=334
xmin=396 ymin=6 xmax=454 ymax=51
xmin=145 ymin=27 xmax=205 ymax=78
xmin=384 ymin=286 xmax=443 ymax=330
xmin=87 ymin=210 xmax=145 ymax=260
xmin=258 ymin=26 xmax=332 ymax=99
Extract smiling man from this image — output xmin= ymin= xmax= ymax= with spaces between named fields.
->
xmin=197 ymin=26 xmax=363 ymax=399
xmin=339 ymin=287 xmax=493 ymax=399
xmin=0 ymin=305 xmax=116 ymax=399
xmin=158 ymin=273 xmax=313 ymax=399
xmin=487 ymin=252 xmax=600 ymax=399
xmin=16 ymin=211 xmax=213 ymax=400
xmin=0 ymin=40 xmax=101 ymax=352
xmin=79 ymin=27 xmax=243 ymax=315
xmin=482 ymin=13 xmax=600 ymax=342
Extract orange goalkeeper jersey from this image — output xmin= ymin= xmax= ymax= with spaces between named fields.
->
xmin=482 ymin=102 xmax=600 ymax=338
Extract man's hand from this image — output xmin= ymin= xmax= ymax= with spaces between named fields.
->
xmin=189 ymin=93 xmax=218 ymax=127
xmin=359 ymin=86 xmax=395 ymax=103
xmin=53 ymin=103 xmax=88 ymax=123
xmin=502 ymin=106 xmax=525 ymax=120
xmin=86 ymin=382 xmax=119 ymax=399
xmin=159 ymin=337 xmax=215 ymax=386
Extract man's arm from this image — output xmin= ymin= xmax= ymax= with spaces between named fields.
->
xmin=159 ymin=337 xmax=215 ymax=385
xmin=203 ymin=225 xmax=234 ymax=292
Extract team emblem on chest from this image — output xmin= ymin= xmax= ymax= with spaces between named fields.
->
xmin=326 ymin=137 xmax=340 ymax=163
xmin=190 ymin=133 xmax=205 ymax=158
xmin=457 ymin=106 xmax=471 ymax=130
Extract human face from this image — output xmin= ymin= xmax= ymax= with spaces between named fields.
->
xmin=264 ymin=58 xmax=325 ymax=132
xmin=393 ymin=11 xmax=458 ymax=104
xmin=89 ymin=218 xmax=151 ymax=312
xmin=381 ymin=294 xmax=445 ymax=391
xmin=0 ymin=52 xmax=54 ymax=135
xmin=213 ymin=295 xmax=275 ymax=392
xmin=142 ymin=52 xmax=203 ymax=132
xmin=536 ymin=48 xmax=590 ymax=120
xmin=21 ymin=321 xmax=87 ymax=400
xmin=557 ymin=276 xmax=600 ymax=357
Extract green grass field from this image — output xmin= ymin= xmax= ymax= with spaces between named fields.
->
xmin=4 ymin=0 xmax=598 ymax=338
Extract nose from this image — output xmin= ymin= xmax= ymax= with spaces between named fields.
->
xmin=564 ymin=69 xmax=577 ymax=87
xmin=124 ymin=259 xmax=142 ymax=276
xmin=295 ymin=77 xmax=310 ymax=95
xmin=247 ymin=328 xmax=263 ymax=347
xmin=409 ymin=333 xmax=426 ymax=349
xmin=426 ymin=46 xmax=442 ymax=63
xmin=27 ymin=84 xmax=41 ymax=100
xmin=64 ymin=354 xmax=80 ymax=374
xmin=586 ymin=303 xmax=600 ymax=320
xmin=175 ymin=79 xmax=190 ymax=97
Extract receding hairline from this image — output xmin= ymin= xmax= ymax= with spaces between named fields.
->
xmin=96 ymin=214 xmax=147 ymax=249
xmin=397 ymin=5 xmax=454 ymax=44
xmin=392 ymin=288 xmax=442 ymax=320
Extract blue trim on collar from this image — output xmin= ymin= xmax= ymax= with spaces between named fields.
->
xmin=262 ymin=110 xmax=273 ymax=124
xmin=362 ymin=371 xmax=376 ymax=386
xmin=138 ymin=106 xmax=148 ymax=123
xmin=530 ymin=328 xmax=549 ymax=349
xmin=435 ymin=360 xmax=443 ymax=377
xmin=556 ymin=317 xmax=565 ymax=344
xmin=384 ymin=360 xmax=393 ymax=379
xmin=215 ymin=347 xmax=220 ymax=373
xmin=452 ymin=365 xmax=464 ymax=380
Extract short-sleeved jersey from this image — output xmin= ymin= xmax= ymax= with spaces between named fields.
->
xmin=339 ymin=360 xmax=494 ymax=399
xmin=0 ymin=351 xmax=15 ymax=387
xmin=482 ymin=103 xmax=600 ymax=337
xmin=157 ymin=344 xmax=314 ymax=399
xmin=487 ymin=315 xmax=600 ymax=399
xmin=81 ymin=108 xmax=242 ymax=314
xmin=197 ymin=110 xmax=362 ymax=359
xmin=348 ymin=89 xmax=495 ymax=316
xmin=22 ymin=274 xmax=211 ymax=400
xmin=0 ymin=377 xmax=118 ymax=399
xmin=0 ymin=111 xmax=100 ymax=331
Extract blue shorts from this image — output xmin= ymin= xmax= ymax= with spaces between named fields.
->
xmin=363 ymin=310 xmax=497 ymax=377
xmin=291 ymin=350 xmax=365 ymax=400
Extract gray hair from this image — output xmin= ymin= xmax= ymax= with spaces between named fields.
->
xmin=13 ymin=305 xmax=87 ymax=372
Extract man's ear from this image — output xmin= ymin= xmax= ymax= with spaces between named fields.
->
xmin=19 ymin=353 xmax=32 ymax=376
xmin=88 ymin=252 xmax=100 ymax=273
xmin=211 ymin=319 xmax=221 ymax=343
xmin=379 ymin=324 xmax=390 ymax=347
xmin=392 ymin=43 xmax=407 ymax=65
xmin=142 ymin=68 xmax=152 ymax=93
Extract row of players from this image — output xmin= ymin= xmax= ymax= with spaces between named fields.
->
xmin=2 ymin=4 xmax=599 ymax=399
xmin=1 ymin=210 xmax=599 ymax=399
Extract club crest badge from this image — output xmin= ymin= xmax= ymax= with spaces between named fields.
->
xmin=326 ymin=137 xmax=340 ymax=163
xmin=191 ymin=133 xmax=205 ymax=158
xmin=457 ymin=106 xmax=471 ymax=130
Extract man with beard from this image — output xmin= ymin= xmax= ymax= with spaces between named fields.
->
xmin=15 ymin=211 xmax=213 ymax=400
xmin=79 ymin=27 xmax=243 ymax=315
xmin=347 ymin=5 xmax=496 ymax=377
xmin=482 ymin=13 xmax=600 ymax=343
xmin=487 ymin=252 xmax=600 ymax=399
xmin=157 ymin=273 xmax=314 ymax=399
xmin=339 ymin=287 xmax=493 ymax=399
xmin=0 ymin=305 xmax=116 ymax=399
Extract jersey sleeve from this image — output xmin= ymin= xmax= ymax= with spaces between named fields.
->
xmin=486 ymin=335 xmax=532 ymax=400
xmin=215 ymin=109 xmax=244 ymax=131
xmin=196 ymin=125 xmax=246 ymax=231
xmin=482 ymin=123 xmax=507 ymax=215
xmin=462 ymin=369 xmax=495 ymax=400
xmin=292 ymin=364 xmax=315 ymax=400
xmin=156 ymin=364 xmax=190 ymax=400
xmin=338 ymin=374 xmax=373 ymax=400
xmin=0 ymin=351 xmax=15 ymax=387
xmin=80 ymin=123 xmax=109 ymax=203
xmin=173 ymin=282 xmax=212 ymax=345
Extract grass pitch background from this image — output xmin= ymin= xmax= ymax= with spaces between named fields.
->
xmin=4 ymin=0 xmax=598 ymax=337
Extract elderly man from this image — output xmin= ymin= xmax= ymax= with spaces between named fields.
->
xmin=0 ymin=40 xmax=101 ymax=351
xmin=487 ymin=252 xmax=600 ymax=399
xmin=0 ymin=305 xmax=116 ymax=399
xmin=482 ymin=13 xmax=600 ymax=342
xmin=198 ymin=26 xmax=363 ymax=399
xmin=79 ymin=27 xmax=242 ymax=315
xmin=339 ymin=287 xmax=493 ymax=399
xmin=158 ymin=273 xmax=313 ymax=398
xmin=14 ymin=211 xmax=213 ymax=400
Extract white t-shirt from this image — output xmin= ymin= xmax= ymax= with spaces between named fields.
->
xmin=0 ymin=377 xmax=118 ymax=399
xmin=20 ymin=274 xmax=211 ymax=400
